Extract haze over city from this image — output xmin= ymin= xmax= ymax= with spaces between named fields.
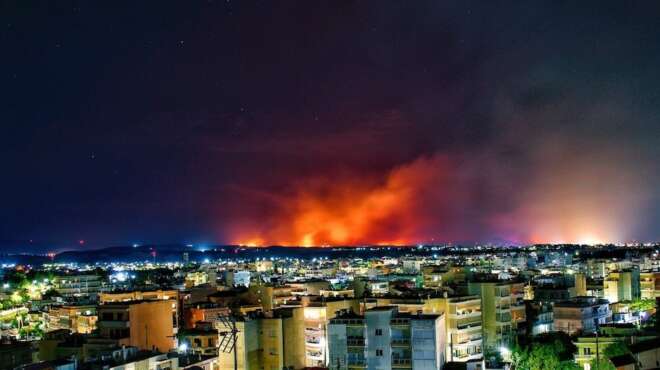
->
xmin=2 ymin=1 xmax=659 ymax=251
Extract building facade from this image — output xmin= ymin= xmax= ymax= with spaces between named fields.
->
xmin=553 ymin=297 xmax=612 ymax=334
xmin=328 ymin=307 xmax=446 ymax=370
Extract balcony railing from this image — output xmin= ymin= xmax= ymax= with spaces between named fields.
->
xmin=450 ymin=311 xmax=481 ymax=319
xmin=305 ymin=337 xmax=322 ymax=345
xmin=98 ymin=320 xmax=129 ymax=328
xmin=347 ymin=338 xmax=365 ymax=346
xmin=455 ymin=336 xmax=482 ymax=346
xmin=453 ymin=352 xmax=483 ymax=360
xmin=456 ymin=322 xmax=481 ymax=331
xmin=391 ymin=338 xmax=410 ymax=346
xmin=392 ymin=358 xmax=412 ymax=367
xmin=348 ymin=359 xmax=366 ymax=366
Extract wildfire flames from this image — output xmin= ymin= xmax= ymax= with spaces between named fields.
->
xmin=232 ymin=155 xmax=455 ymax=246
xmin=229 ymin=147 xmax=647 ymax=247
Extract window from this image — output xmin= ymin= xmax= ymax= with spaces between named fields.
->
xmin=376 ymin=349 xmax=383 ymax=357
xmin=375 ymin=329 xmax=383 ymax=336
xmin=584 ymin=348 xmax=592 ymax=355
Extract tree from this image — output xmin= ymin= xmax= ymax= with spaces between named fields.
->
xmin=588 ymin=342 xmax=629 ymax=370
xmin=630 ymin=298 xmax=655 ymax=312
xmin=511 ymin=335 xmax=581 ymax=370
xmin=42 ymin=288 xmax=61 ymax=300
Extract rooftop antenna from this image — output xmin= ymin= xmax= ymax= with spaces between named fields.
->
xmin=218 ymin=315 xmax=240 ymax=370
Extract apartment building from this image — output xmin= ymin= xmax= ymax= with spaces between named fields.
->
xmin=364 ymin=295 xmax=483 ymax=362
xmin=184 ymin=303 xmax=230 ymax=329
xmin=327 ymin=307 xmax=446 ymax=370
xmin=639 ymin=271 xmax=660 ymax=299
xmin=217 ymin=308 xmax=306 ymax=370
xmin=97 ymin=300 xmax=177 ymax=352
xmin=603 ymin=268 xmax=641 ymax=303
xmin=45 ymin=305 xmax=97 ymax=333
xmin=467 ymin=279 xmax=526 ymax=351
xmin=574 ymin=273 xmax=588 ymax=297
xmin=52 ymin=274 xmax=103 ymax=298
xmin=185 ymin=271 xmax=208 ymax=288
xmin=553 ymin=297 xmax=612 ymax=334
xmin=84 ymin=348 xmax=179 ymax=370
xmin=99 ymin=289 xmax=180 ymax=329
xmin=248 ymin=284 xmax=296 ymax=311
xmin=178 ymin=326 xmax=219 ymax=356
xmin=303 ymin=298 xmax=360 ymax=367
xmin=441 ymin=295 xmax=483 ymax=362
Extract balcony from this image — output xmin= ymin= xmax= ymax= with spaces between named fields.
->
xmin=450 ymin=311 xmax=481 ymax=319
xmin=390 ymin=319 xmax=409 ymax=327
xmin=391 ymin=338 xmax=410 ymax=347
xmin=347 ymin=337 xmax=365 ymax=347
xmin=455 ymin=322 xmax=481 ymax=332
xmin=306 ymin=351 xmax=323 ymax=360
xmin=511 ymin=301 xmax=525 ymax=309
xmin=453 ymin=352 xmax=483 ymax=361
xmin=348 ymin=359 xmax=366 ymax=367
xmin=454 ymin=336 xmax=482 ymax=346
xmin=392 ymin=358 xmax=412 ymax=367
xmin=305 ymin=337 xmax=322 ymax=346
xmin=98 ymin=320 xmax=129 ymax=328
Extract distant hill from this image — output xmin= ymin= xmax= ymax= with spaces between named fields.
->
xmin=0 ymin=243 xmax=656 ymax=266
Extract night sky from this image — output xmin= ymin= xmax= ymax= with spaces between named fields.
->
xmin=2 ymin=1 xmax=659 ymax=251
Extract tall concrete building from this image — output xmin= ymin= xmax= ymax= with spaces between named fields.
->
xmin=604 ymin=268 xmax=641 ymax=303
xmin=217 ymin=308 xmax=306 ymax=370
xmin=52 ymin=274 xmax=103 ymax=298
xmin=327 ymin=307 xmax=446 ymax=370
xmin=467 ymin=279 xmax=526 ymax=352
xmin=574 ymin=273 xmax=588 ymax=297
xmin=302 ymin=298 xmax=359 ymax=367
xmin=99 ymin=289 xmax=180 ymax=329
xmin=363 ymin=295 xmax=483 ymax=362
xmin=97 ymin=300 xmax=177 ymax=352
xmin=640 ymin=271 xmax=660 ymax=299
xmin=45 ymin=305 xmax=97 ymax=333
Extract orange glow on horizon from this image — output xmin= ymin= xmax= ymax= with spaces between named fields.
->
xmin=228 ymin=148 xmax=641 ymax=247
xmin=231 ymin=155 xmax=452 ymax=247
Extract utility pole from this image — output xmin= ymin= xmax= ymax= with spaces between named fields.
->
xmin=450 ymin=332 xmax=454 ymax=362
xmin=595 ymin=324 xmax=600 ymax=370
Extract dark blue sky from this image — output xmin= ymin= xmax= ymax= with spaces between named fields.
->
xmin=1 ymin=1 xmax=659 ymax=251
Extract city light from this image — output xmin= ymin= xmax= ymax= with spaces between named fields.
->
xmin=1 ymin=2 xmax=658 ymax=370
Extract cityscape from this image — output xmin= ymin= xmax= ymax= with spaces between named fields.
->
xmin=2 ymin=1 xmax=660 ymax=370
xmin=0 ymin=243 xmax=659 ymax=370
